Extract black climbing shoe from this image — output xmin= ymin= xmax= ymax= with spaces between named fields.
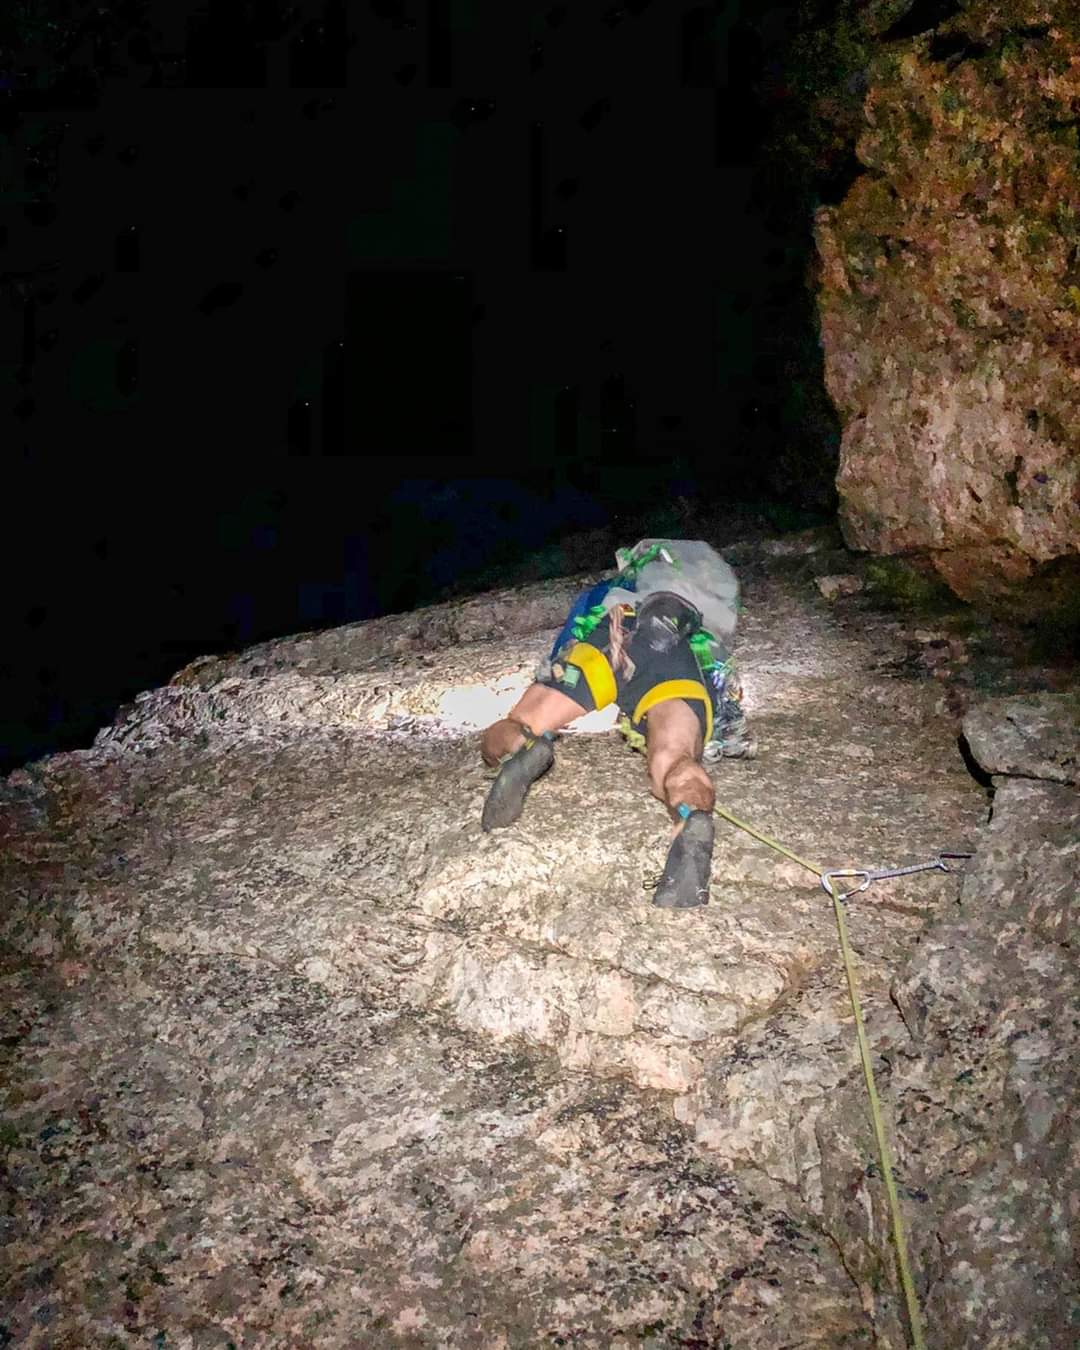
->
xmin=653 ymin=810 xmax=714 ymax=909
xmin=481 ymin=732 xmax=555 ymax=832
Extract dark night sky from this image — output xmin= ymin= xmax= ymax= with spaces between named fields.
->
xmin=1 ymin=0 xmax=835 ymax=775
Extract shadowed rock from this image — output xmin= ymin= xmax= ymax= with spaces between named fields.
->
xmin=810 ymin=691 xmax=1079 ymax=1347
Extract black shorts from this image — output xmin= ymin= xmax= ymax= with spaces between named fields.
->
xmin=539 ymin=600 xmax=718 ymax=744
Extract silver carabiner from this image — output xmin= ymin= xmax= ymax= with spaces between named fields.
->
xmin=820 ymin=868 xmax=874 ymax=902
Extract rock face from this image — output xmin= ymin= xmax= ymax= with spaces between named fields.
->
xmin=811 ymin=691 xmax=1080 ymax=1347
xmin=962 ymin=689 xmax=1080 ymax=785
xmin=0 ymin=543 xmax=1075 ymax=1345
xmin=815 ymin=2 xmax=1080 ymax=611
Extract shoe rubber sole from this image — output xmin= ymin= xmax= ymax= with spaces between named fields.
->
xmin=481 ymin=734 xmax=555 ymax=832
xmin=653 ymin=810 xmax=714 ymax=909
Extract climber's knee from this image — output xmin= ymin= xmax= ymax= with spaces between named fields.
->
xmin=645 ymin=698 xmax=711 ymax=818
xmin=507 ymin=682 xmax=585 ymax=736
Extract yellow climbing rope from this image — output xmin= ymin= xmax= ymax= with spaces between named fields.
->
xmin=711 ymin=803 xmax=928 ymax=1350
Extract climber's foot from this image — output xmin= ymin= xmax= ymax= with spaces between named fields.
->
xmin=481 ymin=733 xmax=555 ymax=831
xmin=653 ymin=810 xmax=714 ymax=909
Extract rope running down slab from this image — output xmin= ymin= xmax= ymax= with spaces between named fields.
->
xmin=711 ymin=802 xmax=928 ymax=1350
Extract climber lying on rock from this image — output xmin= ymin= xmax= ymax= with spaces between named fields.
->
xmin=479 ymin=539 xmax=754 ymax=910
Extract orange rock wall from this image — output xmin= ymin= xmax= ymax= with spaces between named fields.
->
xmin=815 ymin=3 xmax=1080 ymax=608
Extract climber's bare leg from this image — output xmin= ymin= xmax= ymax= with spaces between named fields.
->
xmin=646 ymin=698 xmax=714 ymax=908
xmin=480 ymin=683 xmax=582 ymax=768
xmin=644 ymin=698 xmax=714 ymax=827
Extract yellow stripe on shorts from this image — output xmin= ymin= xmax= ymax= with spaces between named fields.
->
xmin=632 ymin=679 xmax=713 ymax=745
xmin=566 ymin=641 xmax=617 ymax=711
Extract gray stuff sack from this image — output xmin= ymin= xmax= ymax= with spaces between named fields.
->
xmin=603 ymin=538 xmax=740 ymax=643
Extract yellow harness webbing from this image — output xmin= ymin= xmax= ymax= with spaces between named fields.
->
xmin=633 ymin=678 xmax=713 ymax=745
xmin=565 ymin=641 xmax=617 ymax=710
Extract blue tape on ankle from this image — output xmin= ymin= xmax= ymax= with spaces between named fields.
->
xmin=676 ymin=803 xmax=692 ymax=821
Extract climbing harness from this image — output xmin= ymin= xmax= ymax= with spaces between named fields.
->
xmin=675 ymin=803 xmax=969 ymax=1350
xmin=545 ymin=539 xmax=750 ymax=761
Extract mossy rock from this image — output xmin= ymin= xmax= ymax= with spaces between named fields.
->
xmin=862 ymin=556 xmax=957 ymax=612
xmin=1014 ymin=556 xmax=1080 ymax=658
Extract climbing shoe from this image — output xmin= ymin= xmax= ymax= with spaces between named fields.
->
xmin=481 ymin=730 xmax=555 ymax=832
xmin=653 ymin=809 xmax=714 ymax=909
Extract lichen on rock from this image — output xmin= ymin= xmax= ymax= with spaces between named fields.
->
xmin=815 ymin=2 xmax=1080 ymax=614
